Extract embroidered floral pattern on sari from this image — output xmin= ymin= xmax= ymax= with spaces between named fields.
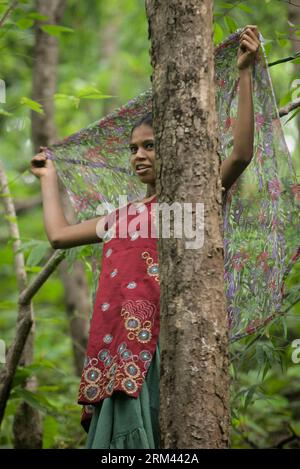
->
xmin=141 ymin=251 xmax=159 ymax=282
xmin=121 ymin=299 xmax=156 ymax=343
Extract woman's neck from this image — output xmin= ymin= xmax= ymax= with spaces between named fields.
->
xmin=146 ymin=184 xmax=156 ymax=197
xmin=139 ymin=184 xmax=156 ymax=204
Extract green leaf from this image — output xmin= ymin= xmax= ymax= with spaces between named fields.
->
xmin=277 ymin=38 xmax=288 ymax=48
xmin=279 ymin=91 xmax=292 ymax=108
xmin=284 ymin=107 xmax=300 ymax=125
xmin=75 ymin=86 xmax=112 ymax=99
xmin=40 ymin=25 xmax=74 ymax=38
xmin=236 ymin=4 xmax=253 ymax=13
xmin=0 ymin=108 xmax=13 ymax=116
xmin=255 ymin=343 xmax=265 ymax=367
xmin=25 ymin=266 xmax=43 ymax=273
xmin=263 ymin=41 xmax=273 ymax=58
xmin=280 ymin=316 xmax=287 ymax=340
xmin=224 ymin=16 xmax=238 ymax=34
xmin=28 ymin=359 xmax=57 ymax=370
xmin=16 ymin=18 xmax=34 ymax=29
xmin=26 ymin=242 xmax=49 ymax=266
xmin=244 ymin=386 xmax=257 ymax=409
xmin=43 ymin=416 xmax=58 ymax=449
xmin=78 ymin=92 xmax=114 ymax=100
xmin=37 ymin=385 xmax=60 ymax=392
xmin=214 ymin=23 xmax=224 ymax=45
xmin=219 ymin=2 xmax=234 ymax=8
xmin=262 ymin=362 xmax=270 ymax=381
xmin=11 ymin=368 xmax=32 ymax=388
xmin=20 ymin=97 xmax=44 ymax=114
xmin=54 ymin=93 xmax=80 ymax=108
xmin=54 ymin=93 xmax=78 ymax=101
xmin=27 ymin=12 xmax=49 ymax=21
xmin=11 ymin=388 xmax=57 ymax=414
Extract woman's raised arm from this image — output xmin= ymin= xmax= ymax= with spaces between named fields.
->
xmin=30 ymin=150 xmax=106 ymax=249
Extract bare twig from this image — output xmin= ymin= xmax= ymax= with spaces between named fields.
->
xmin=0 ymin=1 xmax=19 ymax=29
xmin=279 ymin=98 xmax=300 ymax=117
xmin=19 ymin=249 xmax=66 ymax=305
xmin=268 ymin=52 xmax=300 ymax=67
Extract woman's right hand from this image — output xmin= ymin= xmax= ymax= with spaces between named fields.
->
xmin=30 ymin=147 xmax=57 ymax=179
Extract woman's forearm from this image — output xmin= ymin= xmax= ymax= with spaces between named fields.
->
xmin=31 ymin=151 xmax=104 ymax=249
xmin=40 ymin=174 xmax=69 ymax=244
xmin=233 ymin=67 xmax=254 ymax=163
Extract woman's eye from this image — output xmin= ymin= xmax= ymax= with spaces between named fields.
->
xmin=145 ymin=143 xmax=154 ymax=150
xmin=130 ymin=147 xmax=137 ymax=154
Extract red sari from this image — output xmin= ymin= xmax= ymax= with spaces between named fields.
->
xmin=78 ymin=195 xmax=159 ymax=428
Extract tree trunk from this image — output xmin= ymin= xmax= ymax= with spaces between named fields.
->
xmin=31 ymin=0 xmax=89 ymax=378
xmin=99 ymin=8 xmax=119 ymax=115
xmin=12 ymin=0 xmax=87 ymax=448
xmin=146 ymin=0 xmax=230 ymax=448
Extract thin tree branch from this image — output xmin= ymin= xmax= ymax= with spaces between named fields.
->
xmin=268 ymin=52 xmax=300 ymax=67
xmin=279 ymin=98 xmax=300 ymax=117
xmin=0 ymin=159 xmax=32 ymax=424
xmin=19 ymin=249 xmax=66 ymax=305
xmin=0 ymin=160 xmax=27 ymax=293
xmin=283 ymin=0 xmax=300 ymax=7
xmin=0 ymin=160 xmax=65 ymax=425
xmin=0 ymin=1 xmax=19 ymax=28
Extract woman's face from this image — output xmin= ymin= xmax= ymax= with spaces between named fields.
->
xmin=130 ymin=124 xmax=155 ymax=185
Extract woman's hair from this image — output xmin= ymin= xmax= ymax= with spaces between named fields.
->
xmin=131 ymin=112 xmax=153 ymax=135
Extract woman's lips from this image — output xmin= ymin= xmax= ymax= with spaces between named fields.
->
xmin=136 ymin=166 xmax=151 ymax=175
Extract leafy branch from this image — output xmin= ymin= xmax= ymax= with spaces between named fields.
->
xmin=0 ymin=0 xmax=19 ymax=28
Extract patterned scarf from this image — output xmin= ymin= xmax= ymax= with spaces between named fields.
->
xmin=45 ymin=31 xmax=300 ymax=342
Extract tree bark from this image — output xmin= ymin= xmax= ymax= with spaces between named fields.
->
xmin=146 ymin=0 xmax=230 ymax=448
xmin=31 ymin=0 xmax=89 ymax=378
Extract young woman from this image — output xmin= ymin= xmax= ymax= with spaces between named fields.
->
xmin=30 ymin=26 xmax=260 ymax=449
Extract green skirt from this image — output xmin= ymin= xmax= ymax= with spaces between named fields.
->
xmin=86 ymin=343 xmax=160 ymax=449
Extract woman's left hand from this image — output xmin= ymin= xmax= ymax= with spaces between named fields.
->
xmin=237 ymin=25 xmax=260 ymax=71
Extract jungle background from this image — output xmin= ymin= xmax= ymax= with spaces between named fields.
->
xmin=1 ymin=0 xmax=300 ymax=449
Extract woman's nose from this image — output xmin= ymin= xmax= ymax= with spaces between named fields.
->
xmin=135 ymin=147 xmax=146 ymax=159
